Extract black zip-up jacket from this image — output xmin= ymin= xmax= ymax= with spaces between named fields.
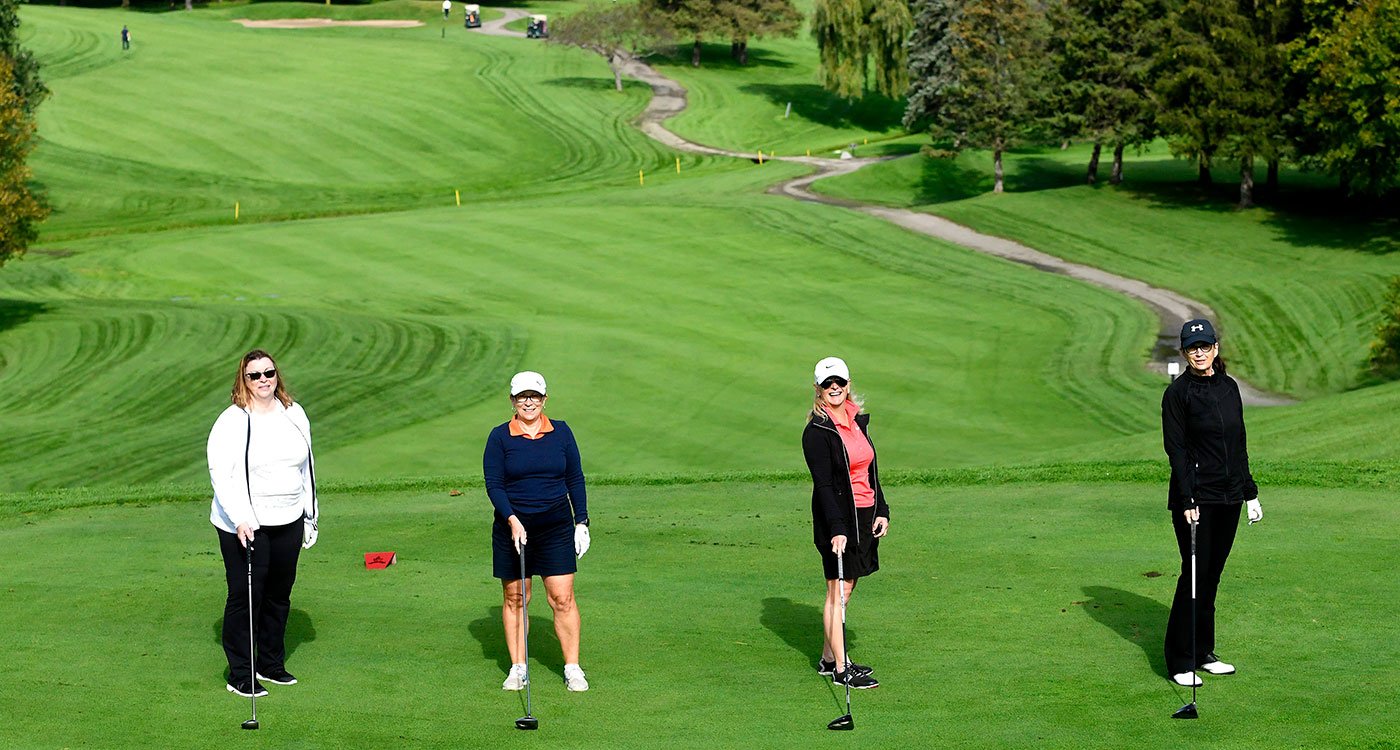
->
xmin=1161 ymin=360 xmax=1258 ymax=511
xmin=803 ymin=410 xmax=890 ymax=548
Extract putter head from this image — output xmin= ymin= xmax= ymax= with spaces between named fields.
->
xmin=1171 ymin=703 xmax=1198 ymax=720
xmin=241 ymin=719 xmax=260 ymax=730
xmin=515 ymin=716 xmax=539 ymax=731
xmin=827 ymin=714 xmax=854 ymax=731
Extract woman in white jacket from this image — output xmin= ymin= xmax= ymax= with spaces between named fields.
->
xmin=209 ymin=349 xmax=319 ymax=698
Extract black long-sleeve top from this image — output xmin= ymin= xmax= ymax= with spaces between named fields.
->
xmin=1161 ymin=360 xmax=1258 ymax=510
xmin=802 ymin=410 xmax=890 ymax=547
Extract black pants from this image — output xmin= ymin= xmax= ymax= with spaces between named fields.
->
xmin=218 ymin=521 xmax=302 ymax=684
xmin=1164 ymin=502 xmax=1241 ymax=675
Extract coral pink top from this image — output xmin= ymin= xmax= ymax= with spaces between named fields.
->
xmin=824 ymin=400 xmax=876 ymax=509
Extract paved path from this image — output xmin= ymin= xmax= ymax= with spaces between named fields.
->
xmin=476 ymin=7 xmax=530 ymax=37
xmin=492 ymin=13 xmax=1293 ymax=406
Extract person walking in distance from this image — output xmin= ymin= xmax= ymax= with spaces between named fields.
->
xmin=209 ymin=349 xmax=320 ymax=698
xmin=1162 ymin=319 xmax=1263 ymax=687
xmin=442 ymin=0 xmax=451 ymax=19
xmin=484 ymin=371 xmax=592 ymax=693
xmin=121 ymin=26 xmax=131 ymax=51
xmin=802 ymin=357 xmax=889 ymax=690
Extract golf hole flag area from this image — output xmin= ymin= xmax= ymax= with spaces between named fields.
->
xmin=3 ymin=2 xmax=1400 ymax=748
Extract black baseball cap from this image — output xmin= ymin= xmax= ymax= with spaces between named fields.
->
xmin=1180 ymin=318 xmax=1217 ymax=349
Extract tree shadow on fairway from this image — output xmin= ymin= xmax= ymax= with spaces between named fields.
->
xmin=543 ymin=77 xmax=648 ymax=95
xmin=0 ymin=299 xmax=47 ymax=335
xmin=1079 ymin=586 xmax=1168 ymax=678
xmin=739 ymin=83 xmax=903 ymax=132
xmin=467 ymin=607 xmax=565 ymax=680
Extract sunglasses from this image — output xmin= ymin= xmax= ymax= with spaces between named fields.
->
xmin=245 ymin=368 xmax=277 ymax=381
xmin=820 ymin=377 xmax=848 ymax=388
xmin=513 ymin=393 xmax=544 ymax=403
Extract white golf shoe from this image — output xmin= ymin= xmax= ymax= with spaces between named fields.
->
xmin=564 ymin=664 xmax=589 ymax=692
xmin=1172 ymin=672 xmax=1202 ymax=687
xmin=502 ymin=664 xmax=528 ymax=691
xmin=1200 ymin=659 xmax=1235 ymax=675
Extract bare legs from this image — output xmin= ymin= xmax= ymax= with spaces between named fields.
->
xmin=501 ymin=573 xmax=581 ymax=665
xmin=822 ymin=577 xmax=857 ymax=664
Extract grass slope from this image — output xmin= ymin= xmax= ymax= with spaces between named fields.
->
xmin=1 ymin=481 xmax=1395 ymax=749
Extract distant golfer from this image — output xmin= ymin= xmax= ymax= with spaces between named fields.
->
xmin=802 ymin=357 xmax=889 ymax=690
xmin=208 ymin=349 xmax=319 ymax=699
xmin=442 ymin=0 xmax=451 ymax=18
xmin=1162 ymin=319 xmax=1262 ymax=688
xmin=120 ymin=25 xmax=130 ymax=51
xmin=483 ymin=371 xmax=591 ymax=692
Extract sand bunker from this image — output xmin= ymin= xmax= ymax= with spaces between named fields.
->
xmin=233 ymin=18 xmax=424 ymax=29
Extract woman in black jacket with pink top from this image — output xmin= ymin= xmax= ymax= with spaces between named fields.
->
xmin=802 ymin=357 xmax=890 ymax=690
xmin=1162 ymin=319 xmax=1264 ymax=688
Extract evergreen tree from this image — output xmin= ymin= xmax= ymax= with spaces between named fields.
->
xmin=1046 ymin=0 xmax=1170 ymax=185
xmin=812 ymin=0 xmax=913 ymax=99
xmin=904 ymin=0 xmax=1051 ymax=193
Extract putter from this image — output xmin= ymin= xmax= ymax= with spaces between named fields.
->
xmin=242 ymin=540 xmax=260 ymax=730
xmin=514 ymin=539 xmax=538 ymax=731
xmin=827 ymin=551 xmax=854 ymax=731
xmin=1172 ymin=518 xmax=1199 ymax=720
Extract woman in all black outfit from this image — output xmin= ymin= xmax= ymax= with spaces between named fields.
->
xmin=802 ymin=357 xmax=889 ymax=690
xmin=1161 ymin=319 xmax=1264 ymax=687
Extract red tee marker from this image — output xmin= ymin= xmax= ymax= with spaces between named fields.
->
xmin=364 ymin=552 xmax=397 ymax=569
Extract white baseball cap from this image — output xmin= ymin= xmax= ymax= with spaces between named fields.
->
xmin=509 ymin=371 xmax=547 ymax=396
xmin=813 ymin=357 xmax=850 ymax=385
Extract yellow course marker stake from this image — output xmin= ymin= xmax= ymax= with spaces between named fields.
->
xmin=455 ymin=189 xmax=461 ymax=206
xmin=676 ymin=157 xmax=681 ymax=174
xmin=235 ymin=202 xmax=239 ymax=220
xmin=806 ymin=148 xmax=811 ymax=156
xmin=758 ymin=149 xmax=764 ymax=165
xmin=863 ymin=138 xmax=868 ymax=145
xmin=639 ymin=169 xmax=645 ymax=186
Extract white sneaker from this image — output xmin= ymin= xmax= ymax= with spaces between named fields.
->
xmin=564 ymin=664 xmax=589 ymax=692
xmin=502 ymin=664 xmax=528 ymax=691
xmin=1200 ymin=660 xmax=1235 ymax=675
xmin=1172 ymin=672 xmax=1202 ymax=687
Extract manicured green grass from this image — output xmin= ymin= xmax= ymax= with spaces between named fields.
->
xmin=814 ymin=145 xmax=1400 ymax=398
xmin=1 ymin=480 xmax=1395 ymax=749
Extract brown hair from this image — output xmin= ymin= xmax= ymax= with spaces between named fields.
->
xmin=231 ymin=349 xmax=292 ymax=408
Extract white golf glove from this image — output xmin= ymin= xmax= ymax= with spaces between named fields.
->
xmin=1246 ymin=498 xmax=1263 ymax=524
xmin=574 ymin=524 xmax=591 ymax=559
xmin=302 ymin=517 xmax=319 ymax=549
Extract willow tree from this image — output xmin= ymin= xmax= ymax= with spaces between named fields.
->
xmin=811 ymin=0 xmax=913 ymax=99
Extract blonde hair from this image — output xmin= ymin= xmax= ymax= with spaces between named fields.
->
xmin=809 ymin=382 xmax=864 ymax=422
xmin=231 ymin=349 xmax=292 ymax=409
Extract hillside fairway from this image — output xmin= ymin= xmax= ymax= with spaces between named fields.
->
xmin=1 ymin=480 xmax=1395 ymax=749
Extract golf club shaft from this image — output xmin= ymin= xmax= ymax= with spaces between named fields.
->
xmin=246 ymin=539 xmax=257 ymax=722
xmin=1189 ymin=519 xmax=1197 ymax=706
xmin=838 ymin=551 xmax=850 ymax=715
xmin=521 ymin=542 xmax=531 ymax=718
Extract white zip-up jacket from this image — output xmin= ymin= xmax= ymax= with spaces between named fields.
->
xmin=208 ymin=401 xmax=317 ymax=534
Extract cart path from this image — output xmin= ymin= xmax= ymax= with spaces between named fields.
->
xmin=476 ymin=7 xmax=530 ymax=37
xmin=480 ymin=13 xmax=1292 ymax=406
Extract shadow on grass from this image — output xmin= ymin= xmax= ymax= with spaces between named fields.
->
xmin=467 ymin=606 xmax=565 ymax=680
xmin=1079 ymin=586 xmax=1168 ymax=678
xmin=738 ymin=83 xmax=904 ymax=132
xmin=760 ymin=596 xmax=863 ymax=666
xmin=542 ymin=77 xmax=646 ymax=95
xmin=0 ymin=299 xmax=46 ymax=335
xmin=209 ymin=608 xmax=316 ymax=677
xmin=653 ymin=42 xmax=794 ymax=72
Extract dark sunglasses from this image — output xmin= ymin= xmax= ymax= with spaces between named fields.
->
xmin=245 ymin=368 xmax=277 ymax=381
xmin=820 ymin=377 xmax=848 ymax=388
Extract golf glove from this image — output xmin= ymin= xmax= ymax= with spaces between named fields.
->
xmin=574 ymin=524 xmax=591 ymax=559
xmin=1246 ymin=498 xmax=1263 ymax=524
xmin=302 ymin=517 xmax=318 ymax=549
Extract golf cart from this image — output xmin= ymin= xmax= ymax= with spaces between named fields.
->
xmin=526 ymin=14 xmax=548 ymax=39
xmin=464 ymin=4 xmax=481 ymax=28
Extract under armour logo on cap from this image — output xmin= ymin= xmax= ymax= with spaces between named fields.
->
xmin=1180 ymin=319 xmax=1217 ymax=349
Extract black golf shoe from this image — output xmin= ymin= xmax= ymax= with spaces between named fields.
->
xmin=817 ymin=659 xmax=873 ymax=678
xmin=257 ymin=669 xmax=298 ymax=685
xmin=227 ymin=679 xmax=268 ymax=698
xmin=832 ymin=669 xmax=879 ymax=689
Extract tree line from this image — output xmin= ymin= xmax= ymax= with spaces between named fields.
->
xmin=0 ymin=0 xmax=48 ymax=270
xmin=838 ymin=0 xmax=1400 ymax=204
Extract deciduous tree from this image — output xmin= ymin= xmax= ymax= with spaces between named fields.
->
xmin=551 ymin=2 xmax=677 ymax=91
xmin=0 ymin=57 xmax=48 ymax=269
xmin=716 ymin=0 xmax=802 ymax=65
xmin=812 ymin=0 xmax=913 ymax=99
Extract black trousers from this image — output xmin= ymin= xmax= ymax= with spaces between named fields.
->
xmin=218 ymin=521 xmax=302 ymax=684
xmin=1164 ymin=502 xmax=1241 ymax=675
